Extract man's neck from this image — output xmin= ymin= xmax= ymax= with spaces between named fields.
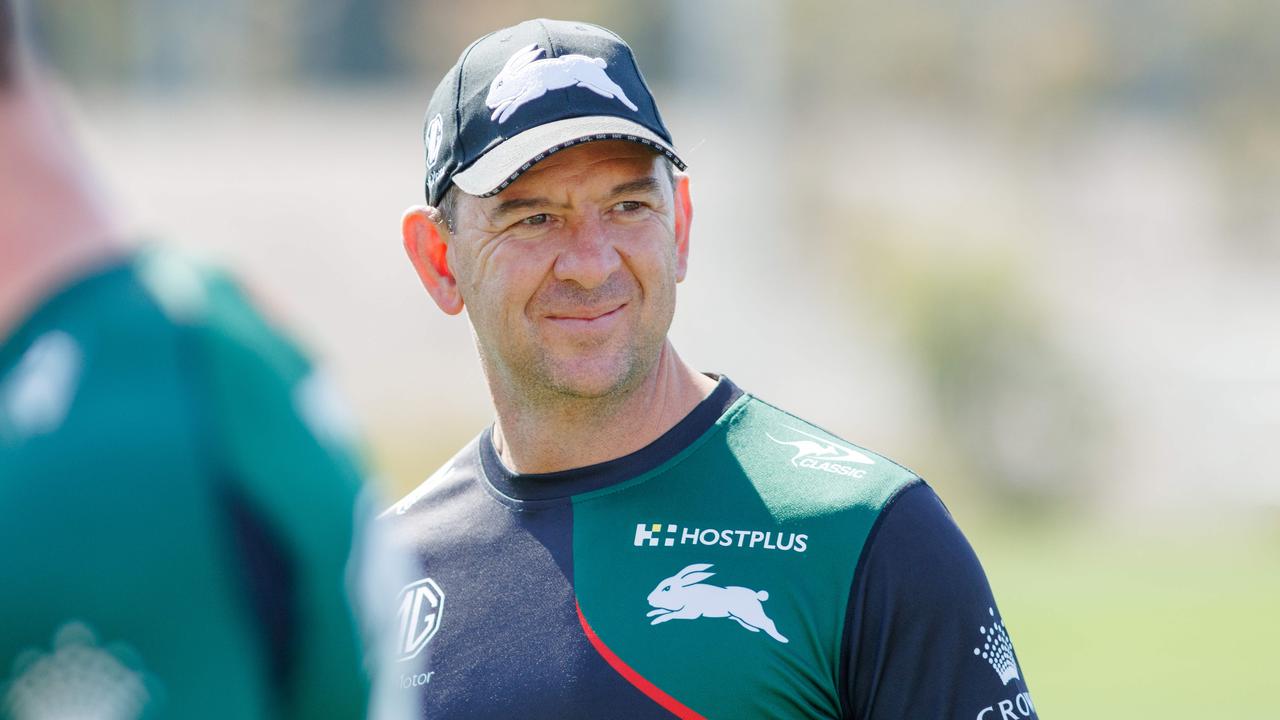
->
xmin=0 ymin=80 xmax=125 ymax=341
xmin=490 ymin=342 xmax=717 ymax=474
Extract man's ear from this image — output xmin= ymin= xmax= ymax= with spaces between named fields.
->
xmin=672 ymin=172 xmax=693 ymax=283
xmin=402 ymin=206 xmax=464 ymax=315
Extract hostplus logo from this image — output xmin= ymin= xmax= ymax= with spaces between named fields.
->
xmin=634 ymin=522 xmax=807 ymax=553
xmin=767 ymin=425 xmax=875 ymax=478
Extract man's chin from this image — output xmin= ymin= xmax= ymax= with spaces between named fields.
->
xmin=538 ymin=353 xmax=649 ymax=401
xmin=544 ymin=371 xmax=633 ymax=400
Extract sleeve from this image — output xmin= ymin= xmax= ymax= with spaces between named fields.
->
xmin=191 ymin=271 xmax=377 ymax=719
xmin=840 ymin=482 xmax=1039 ymax=720
xmin=348 ymin=488 xmax=426 ymax=720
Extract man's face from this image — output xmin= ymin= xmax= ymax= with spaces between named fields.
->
xmin=446 ymin=141 xmax=688 ymax=402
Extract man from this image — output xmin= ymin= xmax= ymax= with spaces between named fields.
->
xmin=0 ymin=4 xmax=410 ymax=717
xmin=388 ymin=18 xmax=1038 ymax=720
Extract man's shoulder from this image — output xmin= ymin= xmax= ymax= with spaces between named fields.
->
xmin=5 ymin=246 xmax=312 ymax=386
xmin=380 ymin=437 xmax=484 ymax=520
xmin=1 ymin=247 xmax=300 ymax=450
xmin=131 ymin=246 xmax=311 ymax=380
xmin=2 ymin=250 xmax=180 ymax=374
xmin=720 ymin=391 xmax=921 ymax=517
xmin=130 ymin=246 xmax=371 ymax=520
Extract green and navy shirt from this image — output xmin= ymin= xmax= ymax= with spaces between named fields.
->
xmin=0 ymin=249 xmax=406 ymax=719
xmin=382 ymin=377 xmax=1038 ymax=719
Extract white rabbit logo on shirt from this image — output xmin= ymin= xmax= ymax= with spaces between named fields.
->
xmin=646 ymin=563 xmax=789 ymax=644
xmin=486 ymin=43 xmax=639 ymax=124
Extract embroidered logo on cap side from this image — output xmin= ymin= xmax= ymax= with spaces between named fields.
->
xmin=425 ymin=114 xmax=444 ymax=168
xmin=486 ymin=43 xmax=638 ymax=124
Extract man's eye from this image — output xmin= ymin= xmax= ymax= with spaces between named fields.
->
xmin=614 ymin=201 xmax=644 ymax=213
xmin=520 ymin=213 xmax=550 ymax=226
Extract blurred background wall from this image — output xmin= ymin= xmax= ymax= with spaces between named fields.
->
xmin=19 ymin=0 xmax=1280 ymax=716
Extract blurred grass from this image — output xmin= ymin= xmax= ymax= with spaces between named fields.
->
xmin=970 ymin=518 xmax=1280 ymax=718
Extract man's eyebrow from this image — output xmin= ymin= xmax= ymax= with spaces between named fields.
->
xmin=487 ymin=177 xmax=664 ymax=221
xmin=489 ymin=196 xmax=561 ymax=221
xmin=607 ymin=177 xmax=663 ymax=199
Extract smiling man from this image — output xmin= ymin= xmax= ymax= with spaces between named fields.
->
xmin=386 ymin=18 xmax=1038 ymax=720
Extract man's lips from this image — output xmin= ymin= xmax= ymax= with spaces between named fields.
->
xmin=543 ymin=303 xmax=627 ymax=327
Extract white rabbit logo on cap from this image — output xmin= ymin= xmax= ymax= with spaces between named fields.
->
xmin=645 ymin=563 xmax=789 ymax=644
xmin=486 ymin=43 xmax=638 ymax=124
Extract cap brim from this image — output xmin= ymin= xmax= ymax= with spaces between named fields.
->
xmin=452 ymin=116 xmax=686 ymax=198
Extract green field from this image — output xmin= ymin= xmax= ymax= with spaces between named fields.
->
xmin=970 ymin=519 xmax=1280 ymax=718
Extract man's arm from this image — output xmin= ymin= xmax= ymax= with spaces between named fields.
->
xmin=840 ymin=482 xmax=1039 ymax=720
xmin=188 ymin=266 xmax=376 ymax=719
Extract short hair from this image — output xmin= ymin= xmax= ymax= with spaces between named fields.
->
xmin=0 ymin=0 xmax=14 ymax=87
xmin=435 ymin=154 xmax=676 ymax=234
xmin=436 ymin=184 xmax=461 ymax=234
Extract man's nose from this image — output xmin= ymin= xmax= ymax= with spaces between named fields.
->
xmin=552 ymin=216 xmax=621 ymax=290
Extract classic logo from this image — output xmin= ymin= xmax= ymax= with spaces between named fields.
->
xmin=767 ymin=425 xmax=875 ymax=478
xmin=634 ymin=522 xmax=807 ymax=553
xmin=486 ymin=43 xmax=638 ymax=123
xmin=396 ymin=578 xmax=445 ymax=662
xmin=973 ymin=606 xmax=1021 ymax=685
xmin=646 ymin=563 xmax=789 ymax=644
xmin=425 ymin=114 xmax=444 ymax=168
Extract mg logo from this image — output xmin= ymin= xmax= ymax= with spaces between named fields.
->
xmin=396 ymin=578 xmax=445 ymax=662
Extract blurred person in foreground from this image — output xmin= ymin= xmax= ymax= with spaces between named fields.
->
xmin=0 ymin=3 xmax=413 ymax=718
xmin=385 ymin=18 xmax=1038 ymax=720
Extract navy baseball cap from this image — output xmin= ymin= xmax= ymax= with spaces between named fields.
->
xmin=422 ymin=18 xmax=686 ymax=206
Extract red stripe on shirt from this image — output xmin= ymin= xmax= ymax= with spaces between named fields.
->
xmin=575 ymin=601 xmax=706 ymax=720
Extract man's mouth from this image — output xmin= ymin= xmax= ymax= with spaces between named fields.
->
xmin=544 ymin=303 xmax=627 ymax=326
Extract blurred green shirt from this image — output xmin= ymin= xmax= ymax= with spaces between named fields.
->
xmin=0 ymin=247 xmax=384 ymax=719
